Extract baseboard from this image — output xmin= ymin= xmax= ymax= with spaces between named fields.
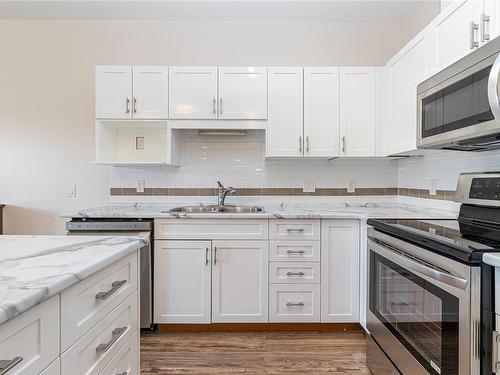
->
xmin=157 ymin=322 xmax=362 ymax=332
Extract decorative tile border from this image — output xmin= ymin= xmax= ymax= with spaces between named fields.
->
xmin=110 ymin=187 xmax=456 ymax=201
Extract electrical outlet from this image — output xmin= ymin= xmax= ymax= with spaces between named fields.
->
xmin=136 ymin=180 xmax=145 ymax=193
xmin=347 ymin=180 xmax=355 ymax=193
xmin=303 ymin=181 xmax=316 ymax=193
xmin=429 ymin=180 xmax=437 ymax=196
xmin=66 ymin=184 xmax=77 ymax=198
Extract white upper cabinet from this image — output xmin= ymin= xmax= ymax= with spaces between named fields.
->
xmin=385 ymin=29 xmax=436 ymax=156
xmin=96 ymin=66 xmax=132 ymax=119
xmin=132 ymin=66 xmax=169 ymax=119
xmin=340 ymin=67 xmax=376 ymax=157
xmin=168 ymin=67 xmax=218 ymax=119
xmin=211 ymin=240 xmax=268 ymax=323
xmin=266 ymin=67 xmax=304 ymax=157
xmin=303 ymin=67 xmax=340 ymax=158
xmin=434 ymin=0 xmax=484 ymax=70
xmin=154 ymin=240 xmax=212 ymax=323
xmin=218 ymin=67 xmax=267 ymax=120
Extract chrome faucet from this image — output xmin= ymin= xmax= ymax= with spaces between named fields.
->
xmin=217 ymin=181 xmax=236 ymax=207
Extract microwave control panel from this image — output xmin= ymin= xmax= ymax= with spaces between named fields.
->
xmin=469 ymin=178 xmax=500 ymax=200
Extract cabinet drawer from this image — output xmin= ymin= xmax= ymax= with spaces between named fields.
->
xmin=61 ymin=291 xmax=138 ymax=375
xmin=270 ymin=262 xmax=320 ymax=284
xmin=40 ymin=358 xmax=60 ymax=375
xmin=61 ymin=252 xmax=138 ymax=351
xmin=269 ymin=240 xmax=320 ymax=261
xmin=155 ymin=219 xmax=268 ymax=240
xmin=0 ymin=295 xmax=59 ymax=375
xmin=99 ymin=331 xmax=138 ymax=375
xmin=269 ymin=284 xmax=320 ymax=322
xmin=269 ymin=220 xmax=320 ymax=240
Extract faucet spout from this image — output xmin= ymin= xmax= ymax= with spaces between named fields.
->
xmin=217 ymin=181 xmax=236 ymax=207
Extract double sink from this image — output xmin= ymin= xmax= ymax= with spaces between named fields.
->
xmin=168 ymin=205 xmax=265 ymax=214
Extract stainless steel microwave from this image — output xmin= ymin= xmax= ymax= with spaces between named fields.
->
xmin=417 ymin=36 xmax=500 ymax=151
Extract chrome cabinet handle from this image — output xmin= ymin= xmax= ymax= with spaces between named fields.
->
xmin=116 ymin=372 xmax=128 ymax=375
xmin=488 ymin=53 xmax=500 ymax=121
xmin=470 ymin=21 xmax=479 ymax=49
xmin=306 ymin=136 xmax=310 ymax=153
xmin=481 ymin=13 xmax=490 ymax=42
xmin=341 ymin=136 xmax=346 ymax=153
xmin=96 ymin=327 xmax=127 ymax=354
xmin=299 ymin=136 xmax=302 ymax=153
xmin=126 ymin=97 xmax=130 ymax=113
xmin=95 ymin=280 xmax=127 ymax=300
xmin=286 ymin=271 xmax=305 ymax=276
xmin=286 ymin=249 xmax=305 ymax=254
xmin=219 ymin=98 xmax=223 ymax=114
xmin=0 ymin=357 xmax=23 ymax=375
xmin=205 ymin=247 xmax=209 ymax=266
xmin=212 ymin=98 xmax=216 ymax=115
xmin=286 ymin=228 xmax=305 ymax=232
xmin=133 ymin=97 xmax=137 ymax=113
xmin=213 ymin=246 xmax=217 ymax=265
xmin=286 ymin=302 xmax=305 ymax=307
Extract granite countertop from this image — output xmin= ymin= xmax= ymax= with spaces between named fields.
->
xmin=61 ymin=203 xmax=457 ymax=220
xmin=0 ymin=235 xmax=146 ymax=325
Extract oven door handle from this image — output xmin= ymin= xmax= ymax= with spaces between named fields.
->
xmin=488 ymin=53 xmax=500 ymax=121
xmin=370 ymin=239 xmax=468 ymax=290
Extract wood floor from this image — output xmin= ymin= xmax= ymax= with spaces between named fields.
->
xmin=140 ymin=331 xmax=370 ymax=374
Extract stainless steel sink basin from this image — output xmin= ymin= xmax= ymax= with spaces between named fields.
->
xmin=168 ymin=205 xmax=264 ymax=214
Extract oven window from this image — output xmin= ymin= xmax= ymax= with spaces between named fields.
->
xmin=421 ymin=65 xmax=495 ymax=138
xmin=369 ymin=251 xmax=459 ymax=375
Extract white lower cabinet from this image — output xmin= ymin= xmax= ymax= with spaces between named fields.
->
xmin=154 ymin=240 xmax=212 ymax=323
xmin=100 ymin=331 xmax=139 ymax=375
xmin=40 ymin=359 xmax=60 ymax=375
xmin=321 ymin=220 xmax=360 ymax=322
xmin=269 ymin=284 xmax=320 ymax=322
xmin=212 ymin=240 xmax=269 ymax=323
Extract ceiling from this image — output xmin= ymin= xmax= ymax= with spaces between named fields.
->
xmin=0 ymin=0 xmax=440 ymax=21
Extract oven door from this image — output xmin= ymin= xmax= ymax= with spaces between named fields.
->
xmin=367 ymin=235 xmax=480 ymax=375
xmin=417 ymin=51 xmax=500 ymax=150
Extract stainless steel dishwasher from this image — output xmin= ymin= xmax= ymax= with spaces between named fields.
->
xmin=66 ymin=218 xmax=154 ymax=331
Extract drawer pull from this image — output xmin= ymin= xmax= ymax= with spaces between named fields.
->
xmin=96 ymin=327 xmax=127 ymax=354
xmin=0 ymin=357 xmax=23 ymax=375
xmin=95 ymin=280 xmax=127 ymax=300
xmin=286 ymin=250 xmax=305 ymax=254
xmin=286 ymin=302 xmax=305 ymax=307
xmin=116 ymin=372 xmax=128 ymax=375
xmin=286 ymin=271 xmax=305 ymax=276
xmin=286 ymin=228 xmax=305 ymax=232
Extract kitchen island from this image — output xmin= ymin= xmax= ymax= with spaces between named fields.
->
xmin=0 ymin=235 xmax=145 ymax=375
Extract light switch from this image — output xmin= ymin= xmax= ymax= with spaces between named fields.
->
xmin=303 ymin=181 xmax=316 ymax=193
xmin=347 ymin=180 xmax=355 ymax=193
xmin=429 ymin=180 xmax=437 ymax=196
xmin=136 ymin=180 xmax=145 ymax=193
xmin=136 ymin=136 xmax=145 ymax=150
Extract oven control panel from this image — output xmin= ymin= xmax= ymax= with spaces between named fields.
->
xmin=469 ymin=178 xmax=500 ymax=200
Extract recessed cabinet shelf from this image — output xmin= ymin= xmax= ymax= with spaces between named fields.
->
xmin=95 ymin=120 xmax=179 ymax=165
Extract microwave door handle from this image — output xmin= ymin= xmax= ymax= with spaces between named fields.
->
xmin=370 ymin=239 xmax=468 ymax=290
xmin=488 ymin=53 xmax=500 ymax=121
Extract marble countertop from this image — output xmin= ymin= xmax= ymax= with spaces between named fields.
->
xmin=483 ymin=253 xmax=500 ymax=268
xmin=0 ymin=235 xmax=146 ymax=325
xmin=61 ymin=203 xmax=457 ymax=220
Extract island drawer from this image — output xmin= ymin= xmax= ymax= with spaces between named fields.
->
xmin=99 ymin=331 xmax=138 ymax=375
xmin=269 ymin=262 xmax=320 ymax=284
xmin=269 ymin=219 xmax=320 ymax=240
xmin=155 ymin=219 xmax=268 ymax=240
xmin=269 ymin=240 xmax=320 ymax=261
xmin=40 ymin=358 xmax=60 ymax=375
xmin=269 ymin=284 xmax=320 ymax=322
xmin=0 ymin=295 xmax=59 ymax=375
xmin=60 ymin=252 xmax=138 ymax=351
xmin=61 ymin=291 xmax=138 ymax=375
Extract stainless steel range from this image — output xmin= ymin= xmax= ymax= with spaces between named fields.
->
xmin=366 ymin=172 xmax=500 ymax=375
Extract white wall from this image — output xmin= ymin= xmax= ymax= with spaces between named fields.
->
xmin=0 ymin=18 xmax=429 ymax=234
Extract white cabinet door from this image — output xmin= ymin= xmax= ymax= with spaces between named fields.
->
xmin=96 ymin=65 xmax=132 ymax=119
xmin=434 ymin=0 xmax=483 ymax=70
xmin=132 ymin=66 xmax=169 ymax=119
xmin=218 ymin=67 xmax=267 ymax=119
xmin=386 ymin=29 xmax=435 ymax=155
xmin=340 ymin=67 xmax=376 ymax=157
xmin=212 ymin=240 xmax=268 ymax=322
xmin=303 ymin=67 xmax=340 ymax=158
xmin=321 ymin=220 xmax=360 ymax=322
xmin=169 ymin=67 xmax=218 ymax=119
xmin=154 ymin=240 xmax=212 ymax=323
xmin=266 ymin=67 xmax=304 ymax=157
